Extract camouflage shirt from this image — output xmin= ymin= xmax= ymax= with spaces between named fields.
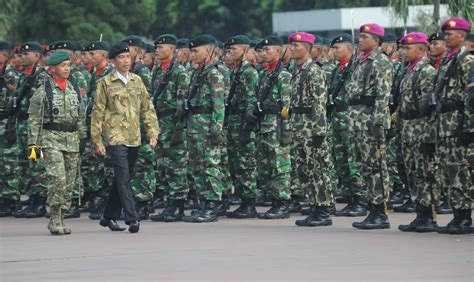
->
xmin=289 ymin=58 xmax=327 ymax=140
xmin=346 ymin=48 xmax=393 ymax=131
xmin=132 ymin=62 xmax=152 ymax=95
xmin=0 ymin=65 xmax=21 ymax=117
xmin=28 ymin=77 xmax=87 ymax=152
xmin=91 ymin=70 xmax=159 ymax=147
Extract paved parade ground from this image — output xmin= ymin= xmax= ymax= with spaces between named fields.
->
xmin=1 ymin=205 xmax=473 ymax=281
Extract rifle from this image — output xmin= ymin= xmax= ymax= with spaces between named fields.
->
xmin=224 ymin=47 xmax=249 ymax=123
xmin=152 ymin=59 xmax=176 ymax=105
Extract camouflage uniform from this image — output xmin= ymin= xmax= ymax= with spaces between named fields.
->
xmin=290 ymin=58 xmax=333 ymax=207
xmin=346 ymin=48 xmax=392 ymax=206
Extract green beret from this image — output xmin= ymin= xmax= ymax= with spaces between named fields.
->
xmin=144 ymin=43 xmax=155 ymax=54
xmin=177 ymin=38 xmax=189 ymax=49
xmin=154 ymin=34 xmax=178 ymax=46
xmin=322 ymin=37 xmax=331 ymax=46
xmin=122 ymin=35 xmax=143 ymax=47
xmin=109 ymin=42 xmax=130 ymax=59
xmin=331 ymin=33 xmax=353 ymax=47
xmin=314 ymin=35 xmax=325 ymax=45
xmin=279 ymin=33 xmax=290 ymax=45
xmin=53 ymin=40 xmax=74 ymax=51
xmin=47 ymin=50 xmax=70 ymax=66
xmin=250 ymin=39 xmax=259 ymax=48
xmin=87 ymin=41 xmax=111 ymax=52
xmin=255 ymin=40 xmax=264 ymax=50
xmin=429 ymin=32 xmax=445 ymax=43
xmin=189 ymin=34 xmax=216 ymax=49
xmin=261 ymin=36 xmax=283 ymax=47
xmin=0 ymin=41 xmax=12 ymax=52
xmin=225 ymin=35 xmax=250 ymax=47
xmin=20 ymin=41 xmax=43 ymax=53
xmin=383 ymin=33 xmax=397 ymax=43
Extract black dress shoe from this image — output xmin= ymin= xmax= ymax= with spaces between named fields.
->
xmin=100 ymin=217 xmax=125 ymax=231
xmin=128 ymin=220 xmax=140 ymax=233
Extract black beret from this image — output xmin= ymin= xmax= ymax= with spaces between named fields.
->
xmin=0 ymin=41 xmax=12 ymax=52
xmin=53 ymin=40 xmax=74 ymax=51
xmin=250 ymin=39 xmax=259 ymax=48
xmin=144 ymin=43 xmax=155 ymax=54
xmin=177 ymin=38 xmax=189 ymax=49
xmin=279 ymin=33 xmax=290 ymax=44
xmin=189 ymin=34 xmax=216 ymax=49
xmin=225 ymin=35 xmax=250 ymax=47
xmin=261 ymin=36 xmax=283 ymax=47
xmin=20 ymin=41 xmax=43 ymax=53
xmin=429 ymin=32 xmax=445 ymax=43
xmin=331 ymin=33 xmax=353 ymax=47
xmin=108 ymin=42 xmax=130 ymax=59
xmin=383 ymin=33 xmax=397 ymax=43
xmin=87 ymin=41 xmax=111 ymax=52
xmin=217 ymin=40 xmax=224 ymax=49
xmin=122 ymin=35 xmax=143 ymax=47
xmin=154 ymin=34 xmax=178 ymax=46
xmin=314 ymin=35 xmax=325 ymax=45
xmin=468 ymin=33 xmax=474 ymax=42
xmin=71 ymin=41 xmax=83 ymax=52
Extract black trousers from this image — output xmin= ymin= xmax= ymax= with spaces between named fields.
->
xmin=103 ymin=145 xmax=139 ymax=224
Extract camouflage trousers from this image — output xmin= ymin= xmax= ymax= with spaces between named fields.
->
xmin=130 ymin=144 xmax=156 ymax=202
xmin=221 ymin=128 xmax=235 ymax=195
xmin=0 ymin=120 xmax=21 ymax=200
xmin=436 ymin=136 xmax=473 ymax=210
xmin=350 ymin=130 xmax=390 ymax=205
xmin=256 ymin=131 xmax=291 ymax=201
xmin=81 ymin=140 xmax=106 ymax=195
xmin=331 ymin=113 xmax=362 ymax=197
xmin=155 ymin=136 xmax=188 ymax=200
xmin=44 ymin=149 xmax=80 ymax=210
xmin=227 ymin=122 xmax=257 ymax=200
xmin=401 ymin=122 xmax=440 ymax=207
xmin=386 ymin=124 xmax=408 ymax=191
xmin=292 ymin=138 xmax=333 ymax=206
xmin=188 ymin=132 xmax=225 ymax=201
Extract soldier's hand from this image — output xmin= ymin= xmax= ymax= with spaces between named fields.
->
xmin=95 ymin=145 xmax=106 ymax=157
xmin=149 ymin=138 xmax=157 ymax=148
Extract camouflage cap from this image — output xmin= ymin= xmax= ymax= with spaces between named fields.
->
xmin=47 ymin=50 xmax=70 ymax=66
xmin=154 ymin=34 xmax=178 ymax=46
xmin=20 ymin=41 xmax=43 ymax=53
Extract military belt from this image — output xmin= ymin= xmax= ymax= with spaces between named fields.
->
xmin=43 ymin=122 xmax=77 ymax=132
xmin=157 ymin=108 xmax=175 ymax=117
xmin=291 ymin=107 xmax=312 ymax=115
xmin=400 ymin=110 xmax=421 ymax=120
xmin=441 ymin=101 xmax=463 ymax=113
xmin=348 ymin=96 xmax=376 ymax=107
xmin=190 ymin=106 xmax=213 ymax=115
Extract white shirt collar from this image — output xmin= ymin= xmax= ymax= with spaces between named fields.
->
xmin=116 ymin=71 xmax=129 ymax=85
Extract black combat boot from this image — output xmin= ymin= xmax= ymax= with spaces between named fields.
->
xmin=0 ymin=198 xmax=16 ymax=217
xmin=227 ymin=198 xmax=257 ymax=219
xmin=13 ymin=196 xmax=34 ymax=218
xmin=78 ymin=192 xmax=95 ymax=212
xmin=352 ymin=203 xmax=390 ymax=230
xmin=182 ymin=200 xmax=219 ymax=223
xmin=135 ymin=201 xmax=150 ymax=220
xmin=152 ymin=190 xmax=167 ymax=209
xmin=215 ymin=200 xmax=229 ymax=216
xmin=228 ymin=193 xmax=241 ymax=205
xmin=388 ymin=183 xmax=406 ymax=206
xmin=399 ymin=202 xmax=424 ymax=232
xmin=64 ymin=200 xmax=81 ymax=219
xmin=437 ymin=208 xmax=473 ymax=234
xmin=415 ymin=205 xmax=438 ymax=233
xmin=256 ymin=192 xmax=272 ymax=207
xmin=334 ymin=195 xmax=350 ymax=204
xmin=257 ymin=199 xmax=290 ymax=219
xmin=436 ymin=195 xmax=453 ymax=214
xmin=393 ymin=198 xmax=416 ymax=213
xmin=288 ymin=195 xmax=306 ymax=213
xmin=25 ymin=196 xmax=46 ymax=218
xmin=150 ymin=199 xmax=185 ymax=222
xmin=295 ymin=205 xmax=333 ymax=227
xmin=184 ymin=198 xmax=199 ymax=210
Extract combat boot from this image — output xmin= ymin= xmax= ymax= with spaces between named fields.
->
xmin=25 ymin=196 xmax=46 ymax=218
xmin=135 ymin=201 xmax=150 ymax=220
xmin=64 ymin=200 xmax=80 ymax=219
xmin=352 ymin=203 xmax=390 ymax=230
xmin=415 ymin=205 xmax=438 ymax=233
xmin=228 ymin=193 xmax=241 ymax=205
xmin=256 ymin=192 xmax=272 ymax=207
xmin=295 ymin=205 xmax=332 ymax=227
xmin=60 ymin=208 xmax=72 ymax=235
xmin=436 ymin=195 xmax=453 ymax=214
xmin=150 ymin=199 xmax=185 ymax=222
xmin=13 ymin=196 xmax=34 ymax=218
xmin=437 ymin=208 xmax=473 ymax=234
xmin=227 ymin=198 xmax=257 ymax=219
xmin=288 ymin=195 xmax=305 ymax=213
xmin=215 ymin=200 xmax=229 ymax=216
xmin=257 ymin=200 xmax=290 ymax=219
xmin=152 ymin=191 xmax=167 ymax=209
xmin=48 ymin=206 xmax=65 ymax=235
xmin=88 ymin=198 xmax=106 ymax=220
xmin=393 ymin=198 xmax=416 ymax=213
xmin=0 ymin=198 xmax=15 ymax=217
xmin=399 ymin=202 xmax=424 ymax=232
xmin=184 ymin=198 xmax=199 ymax=210
xmin=182 ymin=200 xmax=219 ymax=223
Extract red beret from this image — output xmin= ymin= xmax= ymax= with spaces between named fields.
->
xmin=360 ymin=23 xmax=385 ymax=37
xmin=441 ymin=17 xmax=471 ymax=32
xmin=288 ymin=32 xmax=316 ymax=45
xmin=401 ymin=32 xmax=429 ymax=46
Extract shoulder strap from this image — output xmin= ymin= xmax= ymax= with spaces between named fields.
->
xmin=44 ymin=79 xmax=54 ymax=122
xmin=410 ymin=61 xmax=429 ymax=111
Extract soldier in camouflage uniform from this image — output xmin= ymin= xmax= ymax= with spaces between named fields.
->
xmin=143 ymin=43 xmax=155 ymax=70
xmin=429 ymin=18 xmax=473 ymax=234
xmin=395 ymin=32 xmax=439 ymax=233
xmin=82 ymin=41 xmax=115 ymax=220
xmin=10 ymin=42 xmax=49 ymax=218
xmin=223 ymin=35 xmax=259 ymax=219
xmin=246 ymin=36 xmax=292 ymax=219
xmin=181 ymin=35 xmax=227 ymax=223
xmin=148 ymin=34 xmax=190 ymax=222
xmin=285 ymin=32 xmax=334 ymax=227
xmin=28 ymin=51 xmax=87 ymax=235
xmin=327 ymin=34 xmax=367 ymax=217
xmin=0 ymin=41 xmax=21 ymax=217
xmin=346 ymin=24 xmax=393 ymax=230
xmin=176 ymin=39 xmax=191 ymax=70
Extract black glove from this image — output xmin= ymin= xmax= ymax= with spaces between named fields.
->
xmin=170 ymin=131 xmax=185 ymax=145
xmin=312 ymin=136 xmax=325 ymax=148
xmin=79 ymin=138 xmax=87 ymax=154
xmin=245 ymin=108 xmax=258 ymax=124
xmin=210 ymin=130 xmax=224 ymax=146
xmin=369 ymin=124 xmax=384 ymax=140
